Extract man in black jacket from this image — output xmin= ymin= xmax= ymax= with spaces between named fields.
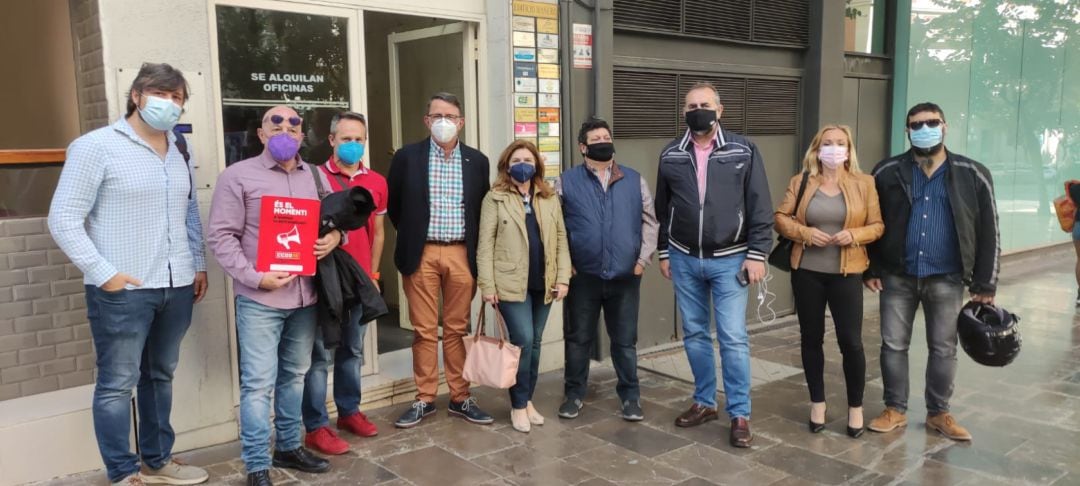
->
xmin=864 ymin=102 xmax=999 ymax=441
xmin=387 ymin=92 xmax=493 ymax=428
xmin=656 ymin=82 xmax=773 ymax=448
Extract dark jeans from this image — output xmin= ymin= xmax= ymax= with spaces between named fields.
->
xmin=85 ymin=285 xmax=195 ymax=482
xmin=302 ymin=303 xmax=368 ymax=431
xmin=791 ymin=269 xmax=866 ymax=407
xmin=498 ymin=290 xmax=552 ymax=409
xmin=880 ymin=272 xmax=964 ymax=414
xmin=563 ymin=273 xmax=641 ymax=402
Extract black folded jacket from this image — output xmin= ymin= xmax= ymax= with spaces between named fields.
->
xmin=314 ymin=186 xmax=389 ymax=348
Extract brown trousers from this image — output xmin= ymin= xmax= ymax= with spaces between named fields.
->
xmin=402 ymin=243 xmax=475 ymax=403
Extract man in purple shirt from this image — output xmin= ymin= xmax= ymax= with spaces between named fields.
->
xmin=207 ymin=105 xmax=342 ymax=486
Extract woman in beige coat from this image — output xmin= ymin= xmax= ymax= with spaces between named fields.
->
xmin=477 ymin=140 xmax=570 ymax=433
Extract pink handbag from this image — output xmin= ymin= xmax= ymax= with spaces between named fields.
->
xmin=462 ymin=304 xmax=521 ymax=389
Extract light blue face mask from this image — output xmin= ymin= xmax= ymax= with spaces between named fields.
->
xmin=336 ymin=141 xmax=365 ymax=165
xmin=909 ymin=125 xmax=943 ymax=149
xmin=138 ymin=95 xmax=182 ymax=131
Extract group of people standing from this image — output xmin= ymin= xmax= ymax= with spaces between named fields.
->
xmin=47 ymin=63 xmax=1000 ymax=486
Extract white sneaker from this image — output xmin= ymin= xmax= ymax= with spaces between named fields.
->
xmin=140 ymin=458 xmax=209 ymax=485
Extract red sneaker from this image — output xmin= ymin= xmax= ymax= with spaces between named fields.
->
xmin=338 ymin=412 xmax=379 ymax=437
xmin=304 ymin=426 xmax=350 ymax=455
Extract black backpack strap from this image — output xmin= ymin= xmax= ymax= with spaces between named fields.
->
xmin=174 ymin=133 xmax=195 ymax=201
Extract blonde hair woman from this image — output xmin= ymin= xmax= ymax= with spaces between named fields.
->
xmin=774 ymin=125 xmax=883 ymax=438
xmin=477 ymin=140 xmax=570 ymax=433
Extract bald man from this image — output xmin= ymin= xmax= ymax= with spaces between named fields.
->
xmin=208 ymin=106 xmax=342 ymax=485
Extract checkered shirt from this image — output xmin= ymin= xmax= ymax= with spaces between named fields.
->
xmin=427 ymin=139 xmax=466 ymax=242
xmin=48 ymin=118 xmax=206 ymax=288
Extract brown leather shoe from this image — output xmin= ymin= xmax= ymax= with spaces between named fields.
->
xmin=730 ymin=417 xmax=752 ymax=448
xmin=675 ymin=403 xmax=718 ymax=427
xmin=926 ymin=412 xmax=972 ymax=441
xmin=867 ymin=407 xmax=907 ymax=433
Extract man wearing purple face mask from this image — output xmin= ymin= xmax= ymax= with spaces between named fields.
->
xmin=208 ymin=105 xmax=343 ymax=486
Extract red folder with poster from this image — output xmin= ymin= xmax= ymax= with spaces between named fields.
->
xmin=256 ymin=196 xmax=321 ymax=276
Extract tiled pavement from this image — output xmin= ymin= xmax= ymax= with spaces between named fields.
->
xmin=39 ymin=258 xmax=1080 ymax=485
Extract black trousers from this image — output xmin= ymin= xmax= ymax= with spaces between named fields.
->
xmin=563 ymin=273 xmax=641 ymax=402
xmin=791 ymin=268 xmax=866 ymax=407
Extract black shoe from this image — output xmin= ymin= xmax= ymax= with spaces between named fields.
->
xmin=448 ymin=397 xmax=494 ymax=424
xmin=272 ymin=447 xmax=330 ymax=474
xmin=394 ymin=400 xmax=436 ymax=428
xmin=621 ymin=400 xmax=644 ymax=422
xmin=558 ymin=398 xmax=583 ymax=419
xmin=847 ymin=426 xmax=865 ymax=438
xmin=246 ymin=470 xmax=273 ymax=486
xmin=809 ymin=403 xmax=826 ymax=433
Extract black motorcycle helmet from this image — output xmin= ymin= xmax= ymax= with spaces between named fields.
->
xmin=957 ymin=301 xmax=1021 ymax=367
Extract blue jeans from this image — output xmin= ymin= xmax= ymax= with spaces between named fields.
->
xmin=879 ymin=272 xmax=964 ymax=414
xmin=235 ymin=296 xmax=318 ymax=474
xmin=498 ymin=290 xmax=552 ymax=409
xmin=85 ymin=285 xmax=194 ymax=482
xmin=302 ymin=303 xmax=367 ymax=431
xmin=669 ymin=251 xmax=751 ymax=419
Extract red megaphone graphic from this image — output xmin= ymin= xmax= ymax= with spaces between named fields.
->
xmin=276 ymin=225 xmax=301 ymax=250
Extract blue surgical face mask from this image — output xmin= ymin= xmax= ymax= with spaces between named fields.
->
xmin=909 ymin=125 xmax=943 ymax=149
xmin=336 ymin=141 xmax=365 ymax=166
xmin=138 ymin=95 xmax=182 ymax=131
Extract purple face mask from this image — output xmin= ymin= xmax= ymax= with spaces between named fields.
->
xmin=267 ymin=133 xmax=301 ymax=162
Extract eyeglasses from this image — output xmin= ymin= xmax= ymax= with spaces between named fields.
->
xmin=268 ymin=114 xmax=303 ymax=127
xmin=427 ymin=114 xmax=462 ymax=122
xmin=908 ymin=119 xmax=942 ymax=130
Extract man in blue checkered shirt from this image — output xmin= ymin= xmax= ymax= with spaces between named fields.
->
xmin=48 ymin=63 xmax=209 ymax=486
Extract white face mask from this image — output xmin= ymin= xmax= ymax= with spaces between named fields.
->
xmin=431 ymin=118 xmax=459 ymax=144
xmin=818 ymin=145 xmax=848 ymax=169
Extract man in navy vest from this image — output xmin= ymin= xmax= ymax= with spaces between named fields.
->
xmin=556 ymin=118 xmax=658 ymax=422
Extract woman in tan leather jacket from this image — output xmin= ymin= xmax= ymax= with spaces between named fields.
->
xmin=477 ymin=140 xmax=570 ymax=434
xmin=774 ymin=124 xmax=883 ymax=438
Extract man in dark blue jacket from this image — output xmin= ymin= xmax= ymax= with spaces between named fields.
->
xmin=656 ymin=82 xmax=773 ymax=448
xmin=557 ymin=118 xmax=658 ymax=422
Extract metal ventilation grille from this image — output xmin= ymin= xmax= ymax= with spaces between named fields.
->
xmin=683 ymin=0 xmax=751 ymax=41
xmin=613 ymin=70 xmax=680 ymax=139
xmin=678 ymin=76 xmax=747 ymax=135
xmin=752 ymin=0 xmax=810 ymax=46
xmin=745 ymin=78 xmax=799 ymax=135
xmin=614 ymin=0 xmax=809 ymax=48
xmin=612 ymin=0 xmax=681 ymax=33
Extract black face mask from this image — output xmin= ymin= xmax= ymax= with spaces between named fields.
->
xmin=584 ymin=142 xmax=615 ymax=162
xmin=685 ymin=109 xmax=717 ymax=134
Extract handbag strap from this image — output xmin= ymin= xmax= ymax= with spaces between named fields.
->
xmin=472 ymin=304 xmax=512 ymax=347
xmin=788 ymin=171 xmax=810 ymax=218
xmin=308 ymin=163 xmax=330 ymax=200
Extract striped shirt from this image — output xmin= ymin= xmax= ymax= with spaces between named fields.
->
xmin=427 ymin=140 xmax=466 ymax=242
xmin=905 ymin=162 xmax=962 ymax=277
xmin=48 ymin=118 xmax=206 ymax=288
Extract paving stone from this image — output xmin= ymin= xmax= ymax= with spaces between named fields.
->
xmin=563 ymin=444 xmax=690 ymax=484
xmin=377 ymin=446 xmax=497 ymax=486
xmin=751 ymin=445 xmax=871 ymax=485
xmin=579 ymin=416 xmax=692 ymax=457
